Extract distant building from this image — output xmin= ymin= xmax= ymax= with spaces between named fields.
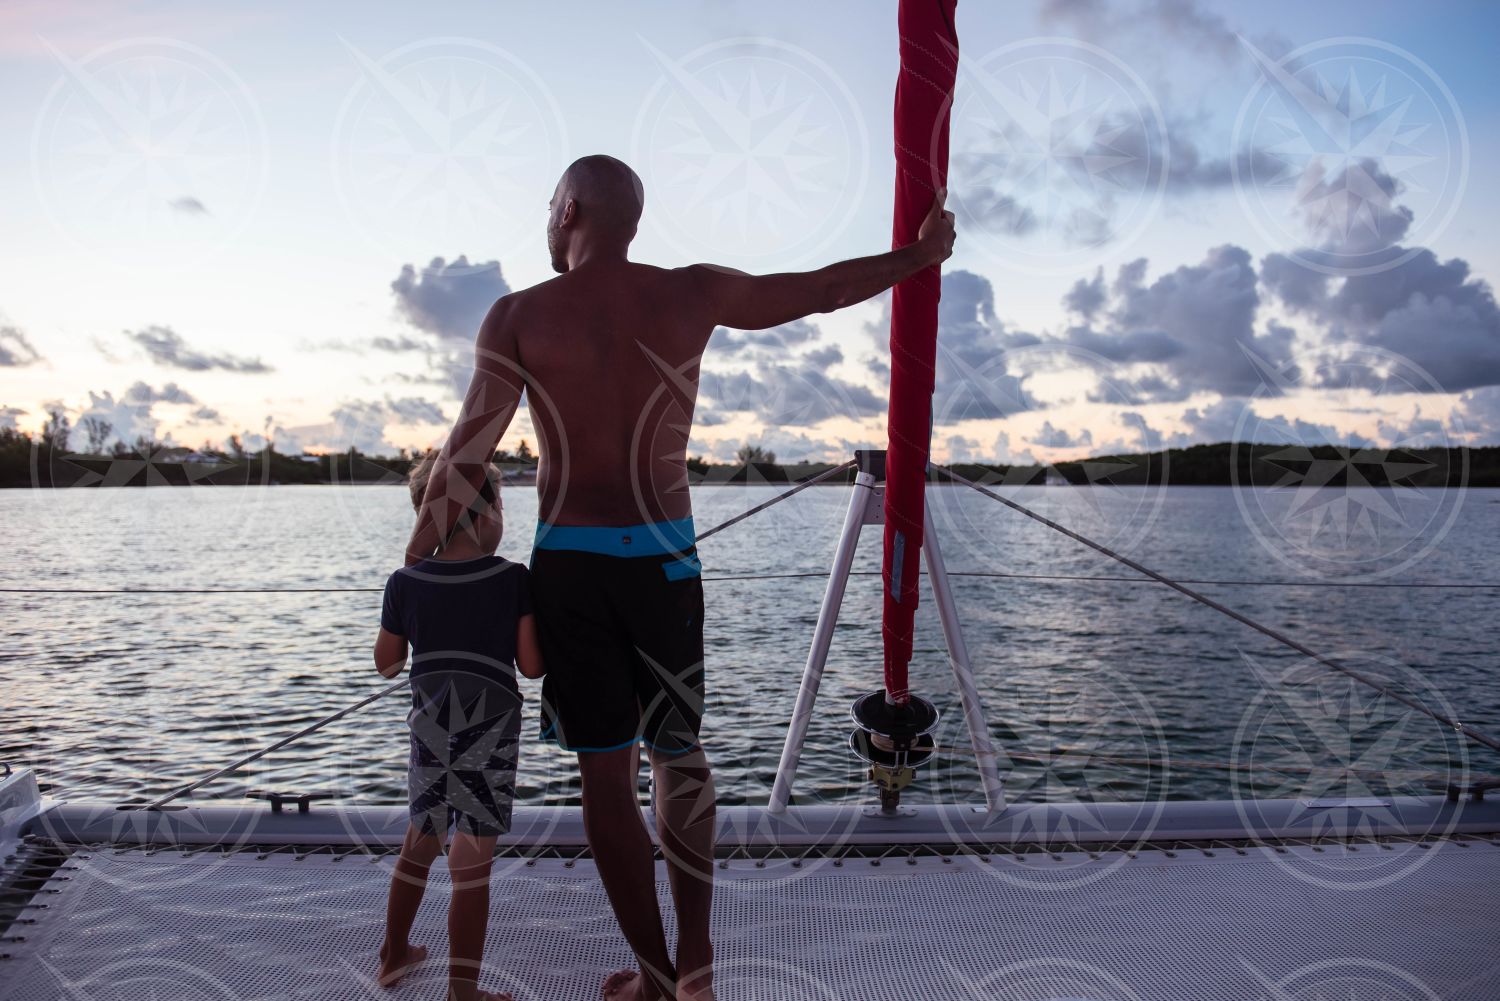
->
xmin=161 ymin=449 xmax=218 ymax=465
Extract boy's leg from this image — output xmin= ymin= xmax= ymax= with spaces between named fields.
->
xmin=579 ymin=745 xmax=677 ymax=1001
xmin=649 ymin=746 xmax=716 ymax=1001
xmin=379 ymin=822 xmax=444 ymax=987
xmin=445 ymin=831 xmax=512 ymax=1001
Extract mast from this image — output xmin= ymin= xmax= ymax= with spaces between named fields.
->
xmin=882 ymin=0 xmax=958 ymax=706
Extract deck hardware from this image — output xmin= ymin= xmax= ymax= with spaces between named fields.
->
xmin=248 ymin=790 xmax=336 ymax=815
xmin=771 ymin=457 xmax=1004 ymax=816
xmin=1446 ymin=777 xmax=1499 ymax=802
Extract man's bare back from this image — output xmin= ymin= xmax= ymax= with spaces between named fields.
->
xmin=494 ymin=260 xmax=711 ymax=527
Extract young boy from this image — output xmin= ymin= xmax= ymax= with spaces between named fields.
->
xmin=373 ymin=453 xmax=543 ymax=1001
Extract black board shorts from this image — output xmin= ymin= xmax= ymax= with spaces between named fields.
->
xmin=530 ymin=518 xmax=705 ymax=755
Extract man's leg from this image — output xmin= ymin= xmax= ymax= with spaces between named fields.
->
xmin=446 ymin=831 xmax=512 ymax=1001
xmin=579 ymin=745 xmax=677 ymax=1001
xmin=378 ymin=822 xmax=443 ymax=987
xmin=649 ymin=747 xmax=716 ymax=1001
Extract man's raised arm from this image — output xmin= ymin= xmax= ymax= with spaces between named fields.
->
xmin=689 ymin=189 xmax=955 ymax=332
xmin=404 ymin=298 xmax=524 ymax=565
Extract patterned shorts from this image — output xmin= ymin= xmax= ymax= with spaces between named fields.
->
xmin=407 ymin=697 xmax=521 ymax=837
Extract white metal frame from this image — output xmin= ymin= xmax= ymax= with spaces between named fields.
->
xmin=767 ymin=470 xmax=1005 ymax=814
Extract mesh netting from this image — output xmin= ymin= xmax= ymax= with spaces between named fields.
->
xmin=2 ymin=841 xmax=1497 ymax=1000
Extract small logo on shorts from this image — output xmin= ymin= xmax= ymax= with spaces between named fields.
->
xmin=622 ymin=534 xmax=632 ymax=545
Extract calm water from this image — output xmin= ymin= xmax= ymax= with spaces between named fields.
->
xmin=3 ymin=481 xmax=1497 ymax=808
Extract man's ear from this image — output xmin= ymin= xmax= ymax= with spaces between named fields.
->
xmin=560 ymin=198 xmax=578 ymax=228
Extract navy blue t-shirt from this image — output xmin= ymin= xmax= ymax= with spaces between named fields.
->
xmin=380 ymin=556 xmax=532 ymax=720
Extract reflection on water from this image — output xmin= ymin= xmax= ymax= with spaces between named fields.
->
xmin=2 ymin=482 xmax=1496 ymax=807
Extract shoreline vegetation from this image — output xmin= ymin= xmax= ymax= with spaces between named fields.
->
xmin=4 ymin=425 xmax=1498 ymax=489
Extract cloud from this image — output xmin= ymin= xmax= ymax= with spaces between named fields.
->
xmin=0 ymin=406 xmax=24 ymax=430
xmin=127 ymin=325 xmax=272 ymax=373
xmin=1168 ymin=397 xmax=1368 ymax=448
xmin=268 ymin=397 xmax=449 ymax=455
xmin=957 ymin=189 xmax=1037 ymax=237
xmin=1454 ymin=387 xmax=1500 ymax=444
xmin=943 ymin=434 xmax=983 ymax=462
xmin=690 ymin=426 xmax=848 ymax=464
xmin=991 ymin=430 xmax=1038 ymax=466
xmin=391 ymin=256 xmax=511 ymax=341
xmin=77 ymin=390 xmax=158 ymax=446
xmin=1063 ymin=245 xmax=1291 ymax=402
xmin=1294 ymin=159 xmax=1414 ymax=258
xmin=371 ymin=335 xmax=430 ymax=353
xmin=1029 ymin=420 xmax=1093 ymax=449
xmin=67 ymin=381 xmax=208 ymax=448
xmin=1063 ymin=270 xmax=1107 ymax=319
xmin=1264 ymin=245 xmax=1500 ymax=394
xmin=803 ymin=344 xmax=843 ymax=369
xmin=122 ymin=381 xmax=198 ymax=406
xmin=1374 ymin=406 xmax=1452 ymax=448
xmin=0 ymin=325 xmax=41 ymax=366
xmin=1039 ymin=0 xmax=1248 ymax=63
xmin=707 ymin=318 xmax=819 ymax=357
xmin=699 ymin=355 xmax=884 ymax=426
xmin=871 ymin=269 xmax=1034 ymax=424
xmin=168 ymin=196 xmax=208 ymax=215
xmin=697 ymin=318 xmax=879 ymax=428
xmin=386 ymin=397 xmax=447 ymax=425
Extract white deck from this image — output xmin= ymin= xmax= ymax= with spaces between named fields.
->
xmin=3 ymin=838 xmax=1498 ymax=1001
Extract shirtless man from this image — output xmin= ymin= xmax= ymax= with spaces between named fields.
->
xmin=406 ymin=154 xmax=955 ymax=1001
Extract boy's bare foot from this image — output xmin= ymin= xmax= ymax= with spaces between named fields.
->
xmin=377 ymin=941 xmax=428 ymax=987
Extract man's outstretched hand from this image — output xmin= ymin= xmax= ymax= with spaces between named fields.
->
xmin=916 ymin=188 xmax=956 ymax=267
xmin=690 ymin=186 xmax=957 ymax=330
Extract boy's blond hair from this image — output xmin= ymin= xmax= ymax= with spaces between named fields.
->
xmin=407 ymin=451 xmax=503 ymax=522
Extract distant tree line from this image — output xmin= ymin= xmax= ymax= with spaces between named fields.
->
xmin=0 ymin=418 xmax=543 ymax=489
xmin=3 ymin=422 xmax=1498 ymax=488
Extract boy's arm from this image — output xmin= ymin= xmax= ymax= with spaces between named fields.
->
xmin=373 ymin=627 xmax=408 ymax=679
xmin=406 ymin=297 xmax=525 ymax=565
xmin=687 ymin=189 xmax=955 ymax=332
xmin=515 ymin=613 xmax=545 ymax=679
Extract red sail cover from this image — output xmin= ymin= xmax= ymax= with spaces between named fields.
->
xmin=883 ymin=0 xmax=958 ymax=705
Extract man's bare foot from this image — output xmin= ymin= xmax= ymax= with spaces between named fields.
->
xmin=675 ymin=957 xmax=714 ymax=1001
xmin=603 ymin=969 xmax=641 ymax=1000
xmin=447 ymin=986 xmax=514 ymax=1001
xmin=377 ymin=941 xmax=428 ymax=987
xmin=603 ymin=968 xmax=673 ymax=1001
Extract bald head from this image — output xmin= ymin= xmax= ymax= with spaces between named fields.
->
xmin=547 ymin=155 xmax=644 ymax=272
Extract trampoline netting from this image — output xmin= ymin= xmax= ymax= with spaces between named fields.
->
xmin=2 ymin=838 xmax=1497 ymax=1001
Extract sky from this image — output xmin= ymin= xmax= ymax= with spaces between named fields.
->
xmin=3 ymin=0 xmax=1500 ymax=466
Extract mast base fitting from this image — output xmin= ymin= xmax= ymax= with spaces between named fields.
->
xmin=849 ymin=691 xmax=939 ymax=812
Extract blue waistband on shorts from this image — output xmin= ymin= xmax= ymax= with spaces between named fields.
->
xmin=532 ymin=516 xmax=695 ymax=557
